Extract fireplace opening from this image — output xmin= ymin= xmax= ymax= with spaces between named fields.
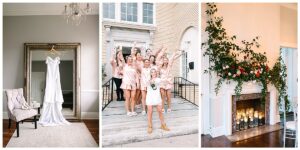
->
xmin=236 ymin=99 xmax=265 ymax=131
xmin=232 ymin=93 xmax=270 ymax=133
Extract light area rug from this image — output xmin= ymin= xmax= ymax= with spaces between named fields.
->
xmin=6 ymin=122 xmax=98 ymax=147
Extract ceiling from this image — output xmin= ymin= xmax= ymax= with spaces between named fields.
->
xmin=3 ymin=3 xmax=99 ymax=16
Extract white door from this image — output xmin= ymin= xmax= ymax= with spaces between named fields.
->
xmin=180 ymin=27 xmax=199 ymax=84
xmin=31 ymin=72 xmax=46 ymax=105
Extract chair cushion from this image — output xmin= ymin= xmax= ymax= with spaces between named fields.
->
xmin=12 ymin=108 xmax=38 ymax=122
xmin=286 ymin=121 xmax=297 ymax=130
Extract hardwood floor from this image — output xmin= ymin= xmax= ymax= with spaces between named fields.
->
xmin=202 ymin=112 xmax=296 ymax=147
xmin=3 ymin=119 xmax=99 ymax=147
xmin=82 ymin=120 xmax=99 ymax=146
xmin=201 ymin=129 xmax=295 ymax=147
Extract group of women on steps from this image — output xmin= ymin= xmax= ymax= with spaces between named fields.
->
xmin=110 ymin=42 xmax=183 ymax=134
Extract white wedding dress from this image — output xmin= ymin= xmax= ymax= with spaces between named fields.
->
xmin=39 ymin=56 xmax=70 ymax=126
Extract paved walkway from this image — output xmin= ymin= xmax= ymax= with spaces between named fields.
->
xmin=102 ymin=98 xmax=199 ymax=147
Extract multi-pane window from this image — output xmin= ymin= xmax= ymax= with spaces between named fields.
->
xmin=143 ymin=3 xmax=153 ymax=24
xmin=121 ymin=3 xmax=138 ymax=22
xmin=103 ymin=3 xmax=115 ymax=19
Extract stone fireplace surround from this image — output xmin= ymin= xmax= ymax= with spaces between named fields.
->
xmin=210 ymin=81 xmax=280 ymax=137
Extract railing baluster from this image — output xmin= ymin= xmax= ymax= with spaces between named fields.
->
xmin=194 ymin=84 xmax=196 ymax=104
xmin=111 ymin=79 xmax=114 ymax=102
xmin=174 ymin=77 xmax=176 ymax=98
xmin=185 ymin=79 xmax=187 ymax=100
xmin=172 ymin=77 xmax=198 ymax=107
xmin=102 ymin=78 xmax=115 ymax=111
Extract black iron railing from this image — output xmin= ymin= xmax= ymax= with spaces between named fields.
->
xmin=173 ymin=77 xmax=198 ymax=106
xmin=102 ymin=78 xmax=114 ymax=111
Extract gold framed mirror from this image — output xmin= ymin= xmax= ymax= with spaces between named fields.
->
xmin=24 ymin=43 xmax=81 ymax=119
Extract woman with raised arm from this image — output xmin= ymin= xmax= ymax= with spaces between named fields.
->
xmin=110 ymin=46 xmax=125 ymax=101
xmin=159 ymin=49 xmax=184 ymax=113
xmin=145 ymin=45 xmax=164 ymax=59
xmin=120 ymin=55 xmax=139 ymax=116
xmin=155 ymin=47 xmax=168 ymax=67
xmin=146 ymin=68 xmax=170 ymax=134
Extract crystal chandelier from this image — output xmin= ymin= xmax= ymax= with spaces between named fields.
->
xmin=62 ymin=3 xmax=92 ymax=26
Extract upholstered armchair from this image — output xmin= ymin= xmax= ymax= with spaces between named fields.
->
xmin=5 ymin=88 xmax=38 ymax=137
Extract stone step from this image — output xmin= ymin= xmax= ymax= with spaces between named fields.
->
xmin=102 ymin=109 xmax=198 ymax=125
xmin=102 ymin=115 xmax=198 ymax=134
xmin=103 ymin=100 xmax=197 ymax=116
xmin=102 ymin=122 xmax=198 ymax=147
xmin=102 ymin=98 xmax=198 ymax=147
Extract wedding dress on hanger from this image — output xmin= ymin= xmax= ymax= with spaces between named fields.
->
xmin=39 ymin=56 xmax=70 ymax=126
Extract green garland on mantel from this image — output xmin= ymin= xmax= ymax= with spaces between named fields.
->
xmin=202 ymin=3 xmax=289 ymax=109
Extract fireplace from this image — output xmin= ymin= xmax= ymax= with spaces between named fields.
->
xmin=232 ymin=93 xmax=270 ymax=133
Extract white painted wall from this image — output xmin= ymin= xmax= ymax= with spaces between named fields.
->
xmin=201 ymin=3 xmax=297 ymax=136
xmin=3 ymin=15 xmax=99 ymax=119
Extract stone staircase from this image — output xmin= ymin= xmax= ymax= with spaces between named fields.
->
xmin=102 ymin=98 xmax=199 ymax=147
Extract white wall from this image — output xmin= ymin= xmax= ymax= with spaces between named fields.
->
xmin=3 ymin=15 xmax=99 ymax=119
xmin=215 ymin=3 xmax=281 ymax=67
xmin=201 ymin=3 xmax=297 ymax=136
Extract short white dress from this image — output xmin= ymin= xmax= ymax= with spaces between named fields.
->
xmin=146 ymin=78 xmax=162 ymax=106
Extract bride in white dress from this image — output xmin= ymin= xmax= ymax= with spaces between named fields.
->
xmin=39 ymin=56 xmax=70 ymax=126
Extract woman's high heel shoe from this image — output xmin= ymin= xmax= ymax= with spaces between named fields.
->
xmin=160 ymin=124 xmax=170 ymax=131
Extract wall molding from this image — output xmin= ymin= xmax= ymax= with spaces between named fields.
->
xmin=81 ymin=112 xmax=99 ymax=120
